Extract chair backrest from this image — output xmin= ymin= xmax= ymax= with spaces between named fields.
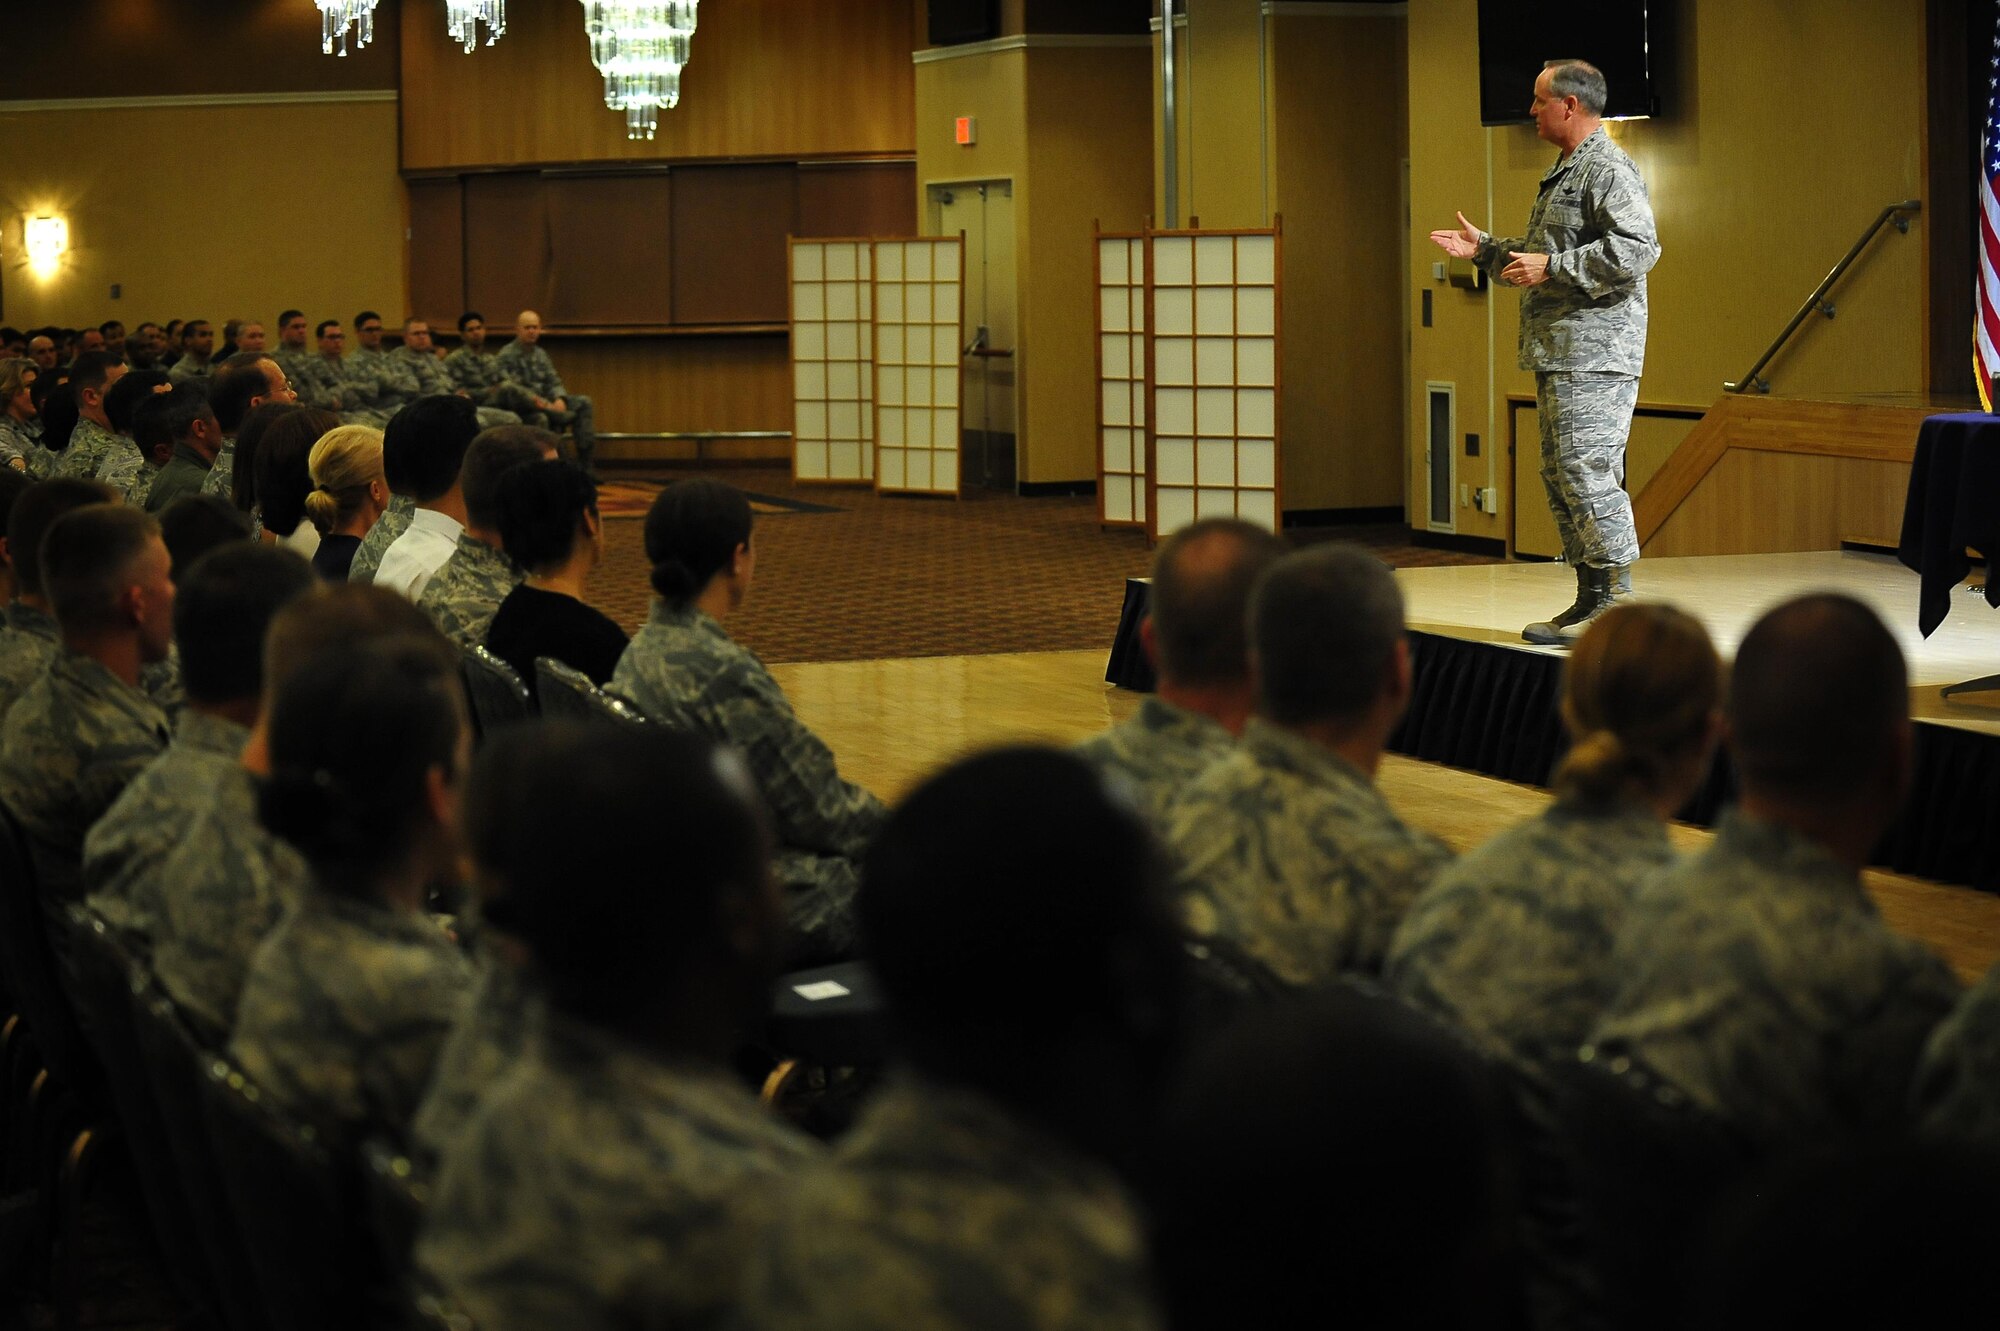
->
xmin=768 ymin=960 xmax=886 ymax=1068
xmin=199 ymin=1056 xmax=390 ymax=1331
xmin=0 ymin=802 xmax=97 ymax=1097
xmin=461 ymin=644 xmax=534 ymax=738
xmin=130 ymin=993 xmax=268 ymax=1331
xmin=535 ymin=656 xmax=650 ymax=728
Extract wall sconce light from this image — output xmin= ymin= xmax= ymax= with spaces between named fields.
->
xmin=25 ymin=216 xmax=68 ymax=275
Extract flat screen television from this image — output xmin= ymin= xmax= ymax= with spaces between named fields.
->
xmin=1477 ymin=0 xmax=1667 ymax=126
xmin=929 ymin=0 xmax=998 ymax=46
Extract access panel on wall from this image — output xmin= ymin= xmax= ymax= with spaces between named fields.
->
xmin=873 ymin=237 xmax=966 ymax=499
xmin=1147 ymin=226 xmax=1283 ymax=536
xmin=790 ymin=239 xmax=876 ymax=485
xmin=1096 ymin=230 xmax=1148 ymax=529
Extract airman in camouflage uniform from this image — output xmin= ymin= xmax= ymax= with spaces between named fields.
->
xmin=1913 ymin=962 xmax=2000 ymax=1142
xmin=1386 ymin=800 xmax=1677 ymax=1071
xmin=1588 ymin=810 xmax=1960 ymax=1142
xmin=0 ymin=645 xmax=171 ymax=886
xmin=0 ymin=414 xmax=53 ymax=478
xmin=415 ymin=534 xmax=523 ymax=648
xmin=442 ymin=320 xmax=545 ymax=424
xmin=1435 ymin=61 xmax=1659 ymax=643
xmin=1074 ymin=696 xmax=1233 ymax=833
xmin=348 ymin=492 xmax=416 ymax=583
xmin=611 ymin=603 xmax=885 ymax=961
xmin=197 ymin=435 xmax=237 ymax=502
xmin=0 ymin=600 xmax=59 ymax=725
xmin=411 ymin=950 xmax=539 ymax=1164
xmin=740 ymin=1076 xmax=1161 ymax=1331
xmin=1163 ymin=719 xmax=1451 ymax=984
xmin=418 ymin=1013 xmax=817 ymax=1331
xmin=57 ymin=416 xmax=123 ymax=481
xmin=94 ymin=436 xmax=160 ymax=507
xmin=496 ymin=312 xmax=596 ymax=471
xmin=385 ymin=339 xmax=521 ymax=430
xmin=141 ymin=764 xmax=309 ymax=1042
xmin=82 ymin=710 xmax=248 ymax=942
xmin=230 ymin=888 xmax=472 ymax=1140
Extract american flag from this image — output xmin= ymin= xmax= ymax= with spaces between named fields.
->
xmin=1983 ymin=10 xmax=2000 ymax=411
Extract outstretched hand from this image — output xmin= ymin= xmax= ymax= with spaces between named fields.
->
xmin=1428 ymin=211 xmax=1482 ymax=259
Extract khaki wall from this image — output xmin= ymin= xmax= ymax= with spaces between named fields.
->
xmin=1409 ymin=0 xmax=1930 ymax=546
xmin=0 ymin=99 xmax=404 ymax=336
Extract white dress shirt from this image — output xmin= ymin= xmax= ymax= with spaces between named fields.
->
xmin=373 ymin=507 xmax=464 ymax=601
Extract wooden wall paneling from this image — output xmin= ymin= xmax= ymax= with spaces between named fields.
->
xmin=797 ymin=162 xmax=921 ymax=240
xmin=463 ymin=174 xmax=551 ymax=323
xmin=545 ymin=174 xmax=675 ymax=326
xmin=1646 ymin=452 xmax=1914 ymax=558
xmin=671 ymin=165 xmax=799 ymax=325
xmin=406 ymin=177 xmax=467 ymax=328
xmin=560 ymin=334 xmax=793 ymax=448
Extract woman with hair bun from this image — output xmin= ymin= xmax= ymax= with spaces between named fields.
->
xmin=1385 ymin=603 xmax=1722 ymax=1072
xmin=610 ymin=478 xmax=883 ymax=963
xmin=304 ymin=424 xmax=388 ymax=581
xmin=229 ymin=631 xmax=475 ymax=1143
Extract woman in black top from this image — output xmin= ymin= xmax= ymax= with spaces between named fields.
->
xmin=484 ymin=459 xmax=629 ymax=698
xmin=304 ymin=423 xmax=389 ymax=581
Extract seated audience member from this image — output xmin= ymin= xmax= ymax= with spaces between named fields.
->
xmin=1 ymin=357 xmax=54 ymax=476
xmin=485 ymin=458 xmax=629 ymax=696
xmin=215 ymin=400 xmax=299 ymax=527
xmin=613 ymin=478 xmax=885 ymax=962
xmin=391 ymin=317 xmax=520 ymax=429
xmin=0 ymin=479 xmax=118 ymax=723
xmin=142 ymin=383 xmax=229 ymax=514
xmin=740 ymin=748 xmax=1182 ymax=1331
xmin=1163 ymin=544 xmax=1450 ymax=984
xmin=415 ymin=424 xmax=552 ymax=646
xmin=158 ymin=494 xmax=253 ymax=578
xmin=304 ymin=424 xmax=388 ymax=581
xmin=1387 ymin=605 xmax=1723 ymax=1072
xmin=497 ymin=310 xmax=597 ymax=475
xmin=96 ymin=368 xmax=172 ymax=504
xmin=166 ymin=319 xmax=215 ymax=384
xmin=83 ymin=544 xmax=313 ymax=940
xmin=1590 ymin=594 xmax=1961 ymax=1143
xmin=443 ymin=311 xmax=545 ymax=426
xmin=0 ymin=503 xmax=173 ymax=895
xmin=252 ymin=406 xmax=342 ymax=559
xmin=1914 ymin=957 xmax=2000 ymax=1142
xmin=53 ymin=351 xmax=130 ymax=480
xmin=38 ymin=380 xmax=80 ymax=462
xmin=199 ymin=358 xmax=297 ymax=502
xmin=1074 ymin=517 xmax=1284 ymax=829
xmin=420 ymin=723 xmax=815 ymax=1331
xmin=1148 ymin=991 xmax=1522 ymax=1331
xmin=373 ymin=395 xmax=482 ymax=599
xmin=230 ymin=631 xmax=474 ymax=1141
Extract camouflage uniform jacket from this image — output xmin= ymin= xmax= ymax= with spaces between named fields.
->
xmin=56 ymin=416 xmax=121 ymax=481
xmin=411 ymin=949 xmax=541 ymax=1165
xmin=416 ymin=534 xmax=523 ymax=649
xmin=349 ymin=493 xmax=416 ymax=583
xmin=82 ymin=710 xmax=249 ymax=945
xmin=230 ymin=888 xmax=473 ymax=1141
xmin=1385 ymin=798 xmax=1677 ymax=1072
xmin=141 ymin=762 xmax=309 ymax=1043
xmin=0 ymin=645 xmax=170 ymax=874
xmin=611 ymin=603 xmax=885 ymax=959
xmin=94 ymin=436 xmax=159 ymax=507
xmin=0 ymin=601 xmax=60 ymax=727
xmin=1589 ymin=810 xmax=1961 ymax=1142
xmin=337 ymin=349 xmax=396 ymax=420
xmin=391 ymin=344 xmax=455 ymax=399
xmin=419 ymin=1015 xmax=817 ymax=1331
xmin=289 ymin=352 xmax=357 ymax=417
xmin=1162 ymin=719 xmax=1452 ymax=985
xmin=495 ymin=342 xmax=568 ymax=402
xmin=269 ymin=347 xmax=315 ymax=399
xmin=0 ymin=414 xmax=54 ymax=477
xmin=1915 ymin=961 xmax=2000 ymax=1142
xmin=1072 ymin=696 xmax=1233 ymax=832
xmin=166 ymin=354 xmax=213 ymax=385
xmin=739 ymin=1076 xmax=1160 ymax=1331
xmin=443 ymin=345 xmax=520 ymax=400
xmin=198 ymin=436 xmax=236 ymax=500
xmin=1475 ymin=126 xmax=1660 ymax=375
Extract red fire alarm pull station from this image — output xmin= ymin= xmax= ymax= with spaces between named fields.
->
xmin=954 ymin=116 xmax=976 ymax=146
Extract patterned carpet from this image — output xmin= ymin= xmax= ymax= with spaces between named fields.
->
xmin=591 ymin=467 xmax=1501 ymax=664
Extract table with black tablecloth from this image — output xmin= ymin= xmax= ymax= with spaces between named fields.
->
xmin=1897 ymin=412 xmax=2000 ymax=639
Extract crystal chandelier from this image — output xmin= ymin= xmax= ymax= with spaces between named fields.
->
xmin=446 ymin=0 xmax=507 ymax=54
xmin=580 ymin=2 xmax=700 ymax=141
xmin=317 ymin=0 xmax=379 ymax=57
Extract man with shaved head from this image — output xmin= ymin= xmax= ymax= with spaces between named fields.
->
xmin=498 ymin=310 xmax=597 ymax=476
xmin=1591 ymin=594 xmax=1960 ymax=1144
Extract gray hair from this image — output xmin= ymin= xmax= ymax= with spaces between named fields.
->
xmin=1545 ymin=59 xmax=1608 ymax=116
xmin=1250 ymin=543 xmax=1405 ymax=727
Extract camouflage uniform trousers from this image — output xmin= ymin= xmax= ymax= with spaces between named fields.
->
xmin=1535 ymin=370 xmax=1640 ymax=570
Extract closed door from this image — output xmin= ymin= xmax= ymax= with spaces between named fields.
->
xmin=931 ymin=180 xmax=1017 ymax=490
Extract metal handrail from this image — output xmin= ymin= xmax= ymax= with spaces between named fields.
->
xmin=1724 ymin=199 xmax=1921 ymax=394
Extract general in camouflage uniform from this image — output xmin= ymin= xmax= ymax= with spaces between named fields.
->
xmin=57 ymin=416 xmax=123 ymax=482
xmin=82 ymin=710 xmax=249 ymax=944
xmin=497 ymin=327 xmax=596 ymax=471
xmin=349 ymin=493 xmax=416 ymax=584
xmin=1914 ymin=962 xmax=2000 ymax=1142
xmin=611 ymin=604 xmax=884 ymax=961
xmin=1073 ymin=696 xmax=1233 ymax=834
xmin=1588 ymin=810 xmax=1960 ymax=1143
xmin=415 ymin=534 xmax=523 ymax=648
xmin=0 ymin=600 xmax=60 ymax=725
xmin=418 ymin=1014 xmax=817 ymax=1331
xmin=230 ymin=889 xmax=472 ymax=1140
xmin=1162 ymin=719 xmax=1452 ymax=985
xmin=94 ymin=436 xmax=160 ymax=507
xmin=411 ymin=950 xmax=539 ymax=1164
xmin=139 ymin=764 xmax=309 ymax=1042
xmin=0 ymin=646 xmax=171 ymax=888
xmin=739 ymin=1076 xmax=1161 ymax=1331
xmin=1385 ymin=799 xmax=1677 ymax=1072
